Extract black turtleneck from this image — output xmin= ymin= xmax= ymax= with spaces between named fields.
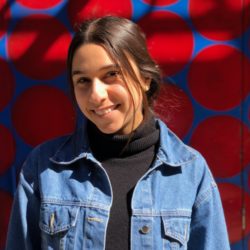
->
xmin=88 ymin=114 xmax=159 ymax=250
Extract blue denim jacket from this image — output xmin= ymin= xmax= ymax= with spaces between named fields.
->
xmin=6 ymin=119 xmax=230 ymax=250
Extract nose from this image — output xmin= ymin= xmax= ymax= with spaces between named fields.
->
xmin=89 ymin=78 xmax=107 ymax=104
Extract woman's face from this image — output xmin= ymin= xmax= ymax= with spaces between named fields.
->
xmin=72 ymin=43 xmax=148 ymax=134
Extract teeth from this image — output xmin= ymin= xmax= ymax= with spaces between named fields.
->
xmin=94 ymin=106 xmax=115 ymax=116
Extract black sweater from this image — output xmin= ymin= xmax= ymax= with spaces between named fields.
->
xmin=88 ymin=114 xmax=159 ymax=250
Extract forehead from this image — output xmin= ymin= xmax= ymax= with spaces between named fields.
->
xmin=71 ymin=43 xmax=142 ymax=82
xmin=72 ymin=43 xmax=115 ymax=72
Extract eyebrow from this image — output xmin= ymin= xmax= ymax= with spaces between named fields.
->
xmin=72 ymin=64 xmax=119 ymax=76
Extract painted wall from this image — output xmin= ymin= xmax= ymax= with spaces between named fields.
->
xmin=0 ymin=0 xmax=249 ymax=249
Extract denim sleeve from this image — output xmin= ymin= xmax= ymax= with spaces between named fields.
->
xmin=188 ymin=177 xmax=231 ymax=249
xmin=5 ymin=150 xmax=41 ymax=250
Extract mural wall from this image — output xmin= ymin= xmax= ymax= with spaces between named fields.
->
xmin=0 ymin=0 xmax=249 ymax=249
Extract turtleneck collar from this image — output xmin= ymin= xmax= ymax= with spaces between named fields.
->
xmin=87 ymin=112 xmax=159 ymax=161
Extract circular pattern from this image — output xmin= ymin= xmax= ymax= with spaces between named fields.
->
xmin=218 ymin=183 xmax=250 ymax=243
xmin=190 ymin=116 xmax=250 ymax=178
xmin=0 ymin=190 xmax=13 ymax=250
xmin=138 ymin=11 xmax=194 ymax=76
xmin=0 ymin=58 xmax=15 ymax=112
xmin=190 ymin=0 xmax=250 ymax=41
xmin=68 ymin=0 xmax=132 ymax=28
xmin=142 ymin=0 xmax=178 ymax=6
xmin=8 ymin=14 xmax=72 ymax=80
xmin=12 ymin=85 xmax=76 ymax=147
xmin=0 ymin=125 xmax=15 ymax=175
xmin=154 ymin=83 xmax=194 ymax=139
xmin=17 ymin=0 xmax=61 ymax=9
xmin=188 ymin=45 xmax=250 ymax=111
xmin=0 ymin=0 xmax=10 ymax=39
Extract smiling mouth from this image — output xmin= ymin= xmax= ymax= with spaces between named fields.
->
xmin=92 ymin=105 xmax=119 ymax=116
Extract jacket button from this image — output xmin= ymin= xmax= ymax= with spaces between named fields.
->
xmin=140 ymin=225 xmax=150 ymax=234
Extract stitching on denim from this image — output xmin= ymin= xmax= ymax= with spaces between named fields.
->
xmin=102 ymin=219 xmax=108 ymax=250
xmin=156 ymin=154 xmax=197 ymax=168
xmin=132 ymin=209 xmax=192 ymax=217
xmin=164 ymin=226 xmax=184 ymax=246
xmin=163 ymin=216 xmax=190 ymax=245
xmin=194 ymin=183 xmax=217 ymax=209
xmin=49 ymin=152 xmax=87 ymax=165
xmin=157 ymin=122 xmax=198 ymax=166
xmin=130 ymin=215 xmax=134 ymax=250
xmin=41 ymin=199 xmax=110 ymax=211
xmin=87 ymin=217 xmax=104 ymax=223
xmin=40 ymin=223 xmax=71 ymax=235
xmin=184 ymin=223 xmax=188 ymax=241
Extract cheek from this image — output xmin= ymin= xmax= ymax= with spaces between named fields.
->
xmin=118 ymin=86 xmax=142 ymax=112
xmin=110 ymin=84 xmax=130 ymax=102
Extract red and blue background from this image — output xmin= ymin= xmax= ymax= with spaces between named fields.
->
xmin=0 ymin=0 xmax=250 ymax=249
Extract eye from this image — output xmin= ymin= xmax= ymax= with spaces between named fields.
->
xmin=75 ymin=77 xmax=91 ymax=85
xmin=105 ymin=70 xmax=120 ymax=79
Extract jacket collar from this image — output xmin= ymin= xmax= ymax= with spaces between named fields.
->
xmin=50 ymin=119 xmax=197 ymax=167
xmin=49 ymin=119 xmax=92 ymax=165
xmin=156 ymin=119 xmax=197 ymax=166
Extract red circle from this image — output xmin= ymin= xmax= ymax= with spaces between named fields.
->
xmin=138 ymin=11 xmax=194 ymax=76
xmin=0 ymin=125 xmax=15 ymax=175
xmin=68 ymin=0 xmax=132 ymax=28
xmin=154 ymin=83 xmax=194 ymax=139
xmin=190 ymin=116 xmax=250 ymax=178
xmin=0 ymin=0 xmax=10 ymax=38
xmin=17 ymin=0 xmax=61 ymax=9
xmin=8 ymin=14 xmax=72 ymax=80
xmin=190 ymin=0 xmax=250 ymax=41
xmin=188 ymin=45 xmax=250 ymax=111
xmin=142 ymin=0 xmax=178 ymax=6
xmin=12 ymin=85 xmax=76 ymax=147
xmin=218 ymin=183 xmax=250 ymax=243
xmin=0 ymin=58 xmax=15 ymax=112
xmin=0 ymin=190 xmax=13 ymax=250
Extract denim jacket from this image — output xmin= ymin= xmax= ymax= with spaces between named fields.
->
xmin=6 ymin=119 xmax=230 ymax=250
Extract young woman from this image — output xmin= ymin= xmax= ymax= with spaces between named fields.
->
xmin=6 ymin=16 xmax=230 ymax=250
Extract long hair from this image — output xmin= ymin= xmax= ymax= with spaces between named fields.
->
xmin=67 ymin=15 xmax=161 ymax=121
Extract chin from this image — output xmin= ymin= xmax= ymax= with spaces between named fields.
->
xmin=97 ymin=125 xmax=121 ymax=135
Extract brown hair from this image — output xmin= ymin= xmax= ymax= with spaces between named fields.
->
xmin=67 ymin=15 xmax=161 ymax=123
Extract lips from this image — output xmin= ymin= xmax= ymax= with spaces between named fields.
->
xmin=92 ymin=104 xmax=118 ymax=116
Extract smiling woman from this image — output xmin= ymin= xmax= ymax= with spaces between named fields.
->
xmin=6 ymin=16 xmax=230 ymax=250
xmin=72 ymin=43 xmax=146 ymax=134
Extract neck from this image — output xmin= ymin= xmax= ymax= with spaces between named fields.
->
xmin=87 ymin=112 xmax=159 ymax=161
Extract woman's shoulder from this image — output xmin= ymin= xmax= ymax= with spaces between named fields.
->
xmin=156 ymin=119 xmax=201 ymax=164
xmin=30 ymin=133 xmax=73 ymax=158
xmin=20 ymin=133 xmax=74 ymax=175
xmin=22 ymin=125 xmax=89 ymax=171
xmin=156 ymin=118 xmax=215 ymax=184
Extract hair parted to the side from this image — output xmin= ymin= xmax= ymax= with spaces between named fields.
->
xmin=67 ymin=15 xmax=162 ymax=119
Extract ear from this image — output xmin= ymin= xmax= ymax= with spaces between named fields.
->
xmin=142 ymin=77 xmax=151 ymax=91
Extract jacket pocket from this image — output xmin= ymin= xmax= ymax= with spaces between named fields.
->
xmin=161 ymin=216 xmax=191 ymax=250
xmin=39 ymin=203 xmax=79 ymax=250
